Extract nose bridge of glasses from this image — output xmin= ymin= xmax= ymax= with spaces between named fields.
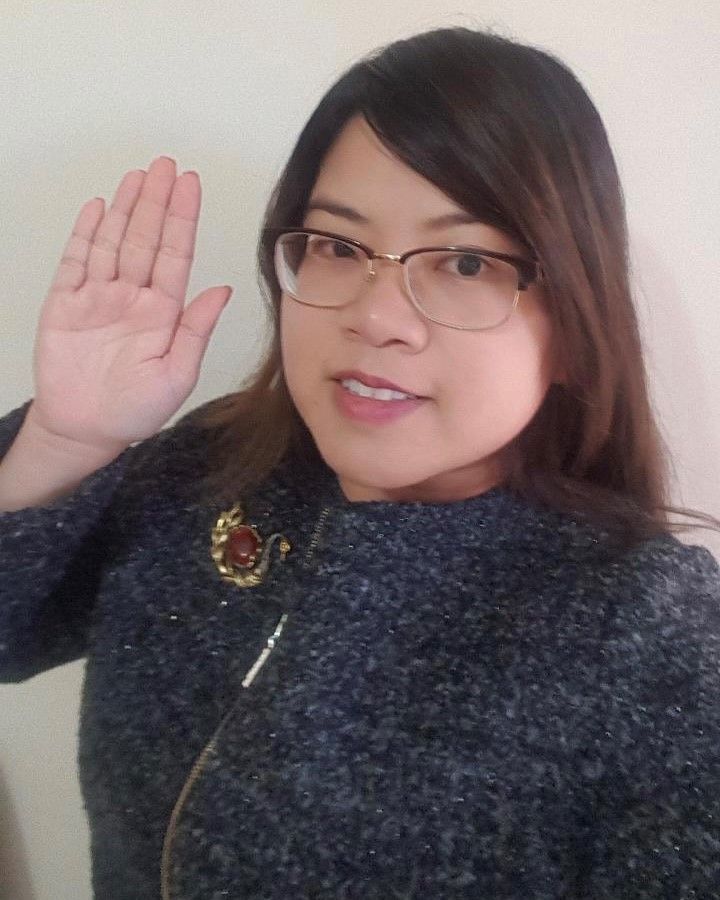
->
xmin=367 ymin=250 xmax=403 ymax=277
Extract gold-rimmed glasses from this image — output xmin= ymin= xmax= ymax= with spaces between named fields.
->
xmin=266 ymin=227 xmax=543 ymax=331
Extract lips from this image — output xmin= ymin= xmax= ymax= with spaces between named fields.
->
xmin=333 ymin=369 xmax=425 ymax=397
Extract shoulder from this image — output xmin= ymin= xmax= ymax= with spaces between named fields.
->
xmin=608 ymin=530 xmax=719 ymax=589
xmin=578 ymin=536 xmax=720 ymax=892
xmin=586 ymin=535 xmax=720 ymax=727
xmin=508 ymin=501 xmax=720 ymax=690
xmin=599 ymin=534 xmax=720 ymax=644
xmin=520 ymin=493 xmax=720 ymax=628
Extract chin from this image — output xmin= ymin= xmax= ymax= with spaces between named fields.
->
xmin=315 ymin=433 xmax=508 ymax=503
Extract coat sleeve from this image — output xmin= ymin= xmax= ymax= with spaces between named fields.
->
xmin=583 ymin=540 xmax=720 ymax=897
xmin=0 ymin=400 xmax=164 ymax=682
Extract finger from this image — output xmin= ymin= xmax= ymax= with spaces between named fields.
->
xmin=49 ymin=197 xmax=105 ymax=293
xmin=86 ymin=169 xmax=145 ymax=282
xmin=150 ymin=171 xmax=201 ymax=302
xmin=166 ymin=286 xmax=232 ymax=387
xmin=117 ymin=156 xmax=177 ymax=287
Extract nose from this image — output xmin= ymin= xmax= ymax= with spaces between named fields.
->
xmin=340 ymin=255 xmax=429 ymax=350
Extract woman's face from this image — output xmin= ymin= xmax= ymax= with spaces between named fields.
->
xmin=280 ymin=115 xmax=561 ymax=502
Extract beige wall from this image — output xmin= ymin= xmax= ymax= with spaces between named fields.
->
xmin=1 ymin=1 xmax=718 ymax=896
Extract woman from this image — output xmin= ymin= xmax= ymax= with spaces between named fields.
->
xmin=1 ymin=25 xmax=719 ymax=899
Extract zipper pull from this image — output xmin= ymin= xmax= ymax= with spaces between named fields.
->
xmin=241 ymin=613 xmax=289 ymax=687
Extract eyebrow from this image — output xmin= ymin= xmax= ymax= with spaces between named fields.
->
xmin=304 ymin=197 xmax=484 ymax=230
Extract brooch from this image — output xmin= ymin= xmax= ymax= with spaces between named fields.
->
xmin=211 ymin=503 xmax=291 ymax=588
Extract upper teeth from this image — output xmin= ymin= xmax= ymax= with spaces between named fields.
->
xmin=341 ymin=378 xmax=416 ymax=401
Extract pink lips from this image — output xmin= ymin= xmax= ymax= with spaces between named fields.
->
xmin=333 ymin=372 xmax=427 ymax=424
xmin=333 ymin=369 xmax=423 ymax=397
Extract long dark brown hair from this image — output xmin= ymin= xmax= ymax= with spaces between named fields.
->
xmin=190 ymin=25 xmax=720 ymax=550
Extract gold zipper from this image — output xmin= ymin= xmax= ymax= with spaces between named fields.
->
xmin=303 ymin=505 xmax=331 ymax=568
xmin=160 ymin=503 xmax=330 ymax=897
xmin=160 ymin=612 xmax=289 ymax=900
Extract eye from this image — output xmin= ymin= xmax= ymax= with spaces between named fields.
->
xmin=306 ymin=236 xmax=360 ymax=260
xmin=439 ymin=252 xmax=489 ymax=278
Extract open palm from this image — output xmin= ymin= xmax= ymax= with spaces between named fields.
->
xmin=30 ymin=156 xmax=231 ymax=453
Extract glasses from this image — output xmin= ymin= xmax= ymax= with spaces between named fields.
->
xmin=266 ymin=227 xmax=543 ymax=331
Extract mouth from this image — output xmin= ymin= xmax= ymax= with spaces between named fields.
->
xmin=337 ymin=377 xmax=419 ymax=402
xmin=332 ymin=379 xmax=426 ymax=424
xmin=332 ymin=369 xmax=427 ymax=400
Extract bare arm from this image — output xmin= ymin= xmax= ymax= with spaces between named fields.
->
xmin=0 ymin=155 xmax=231 ymax=513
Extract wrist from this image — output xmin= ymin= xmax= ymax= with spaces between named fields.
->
xmin=21 ymin=405 xmax=128 ymax=466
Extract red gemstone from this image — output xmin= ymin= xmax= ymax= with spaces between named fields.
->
xmin=227 ymin=526 xmax=260 ymax=568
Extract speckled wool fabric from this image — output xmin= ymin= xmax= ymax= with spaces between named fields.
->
xmin=2 ymin=399 xmax=720 ymax=899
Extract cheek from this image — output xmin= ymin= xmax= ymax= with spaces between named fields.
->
xmin=436 ymin=317 xmax=555 ymax=418
xmin=280 ymin=296 xmax=327 ymax=400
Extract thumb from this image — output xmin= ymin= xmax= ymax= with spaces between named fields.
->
xmin=166 ymin=285 xmax=233 ymax=385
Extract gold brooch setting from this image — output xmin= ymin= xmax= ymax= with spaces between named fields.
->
xmin=211 ymin=503 xmax=291 ymax=588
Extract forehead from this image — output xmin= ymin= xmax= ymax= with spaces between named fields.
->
xmin=310 ymin=115 xmax=456 ymax=211
xmin=305 ymin=115 xmax=522 ymax=254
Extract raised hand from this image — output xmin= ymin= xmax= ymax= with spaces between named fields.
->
xmin=27 ymin=156 xmax=232 ymax=455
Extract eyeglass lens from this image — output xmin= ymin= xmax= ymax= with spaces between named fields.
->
xmin=275 ymin=232 xmax=520 ymax=329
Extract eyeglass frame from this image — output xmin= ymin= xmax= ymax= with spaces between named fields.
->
xmin=264 ymin=226 xmax=545 ymax=332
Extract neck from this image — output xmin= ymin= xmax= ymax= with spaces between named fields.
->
xmin=336 ymin=463 xmax=506 ymax=504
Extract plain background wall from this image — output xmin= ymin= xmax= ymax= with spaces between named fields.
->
xmin=1 ymin=1 xmax=718 ymax=897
